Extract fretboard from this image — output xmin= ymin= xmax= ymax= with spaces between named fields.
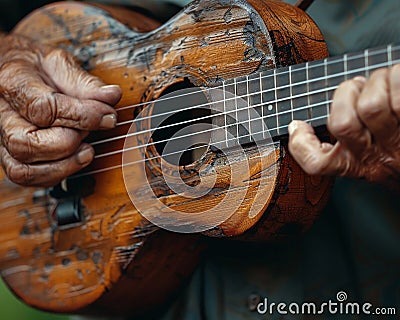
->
xmin=211 ymin=43 xmax=400 ymax=148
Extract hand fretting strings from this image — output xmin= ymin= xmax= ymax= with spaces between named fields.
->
xmin=71 ymin=44 xmax=400 ymax=179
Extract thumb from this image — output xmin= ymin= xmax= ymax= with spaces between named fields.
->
xmin=41 ymin=49 xmax=122 ymax=105
xmin=288 ymin=120 xmax=352 ymax=177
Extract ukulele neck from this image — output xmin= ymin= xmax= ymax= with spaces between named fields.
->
xmin=213 ymin=43 xmax=400 ymax=147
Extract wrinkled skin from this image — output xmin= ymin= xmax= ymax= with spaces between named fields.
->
xmin=0 ymin=34 xmax=122 ymax=187
xmin=289 ymin=66 xmax=400 ymax=191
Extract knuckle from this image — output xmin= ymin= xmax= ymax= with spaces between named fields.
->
xmin=74 ymin=101 xmax=103 ymax=130
xmin=1 ymin=60 xmax=59 ymax=128
xmin=5 ymin=161 xmax=34 ymax=186
xmin=46 ymin=48 xmax=72 ymax=64
xmin=392 ymin=97 xmax=400 ymax=116
xmin=390 ymin=67 xmax=400 ymax=115
xmin=0 ymin=60 xmax=19 ymax=78
xmin=45 ymin=48 xmax=78 ymax=75
xmin=26 ymin=93 xmax=57 ymax=127
xmin=79 ymin=114 xmax=96 ymax=131
xmin=392 ymin=63 xmax=400 ymax=72
xmin=46 ymin=48 xmax=102 ymax=87
xmin=82 ymin=73 xmax=103 ymax=88
xmin=5 ymin=133 xmax=33 ymax=163
xmin=328 ymin=115 xmax=358 ymax=138
xmin=370 ymin=67 xmax=389 ymax=79
xmin=0 ymin=61 xmax=24 ymax=97
xmin=0 ymin=59 xmax=28 ymax=75
xmin=339 ymin=79 xmax=362 ymax=94
xmin=357 ymin=95 xmax=385 ymax=120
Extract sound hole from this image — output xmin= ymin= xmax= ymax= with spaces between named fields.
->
xmin=151 ymin=81 xmax=212 ymax=166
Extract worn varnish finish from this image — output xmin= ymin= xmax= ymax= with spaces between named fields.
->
xmin=0 ymin=0 xmax=333 ymax=316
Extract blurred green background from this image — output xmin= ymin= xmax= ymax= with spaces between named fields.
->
xmin=0 ymin=278 xmax=68 ymax=320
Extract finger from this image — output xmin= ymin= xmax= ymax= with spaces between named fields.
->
xmin=49 ymin=93 xmax=118 ymax=131
xmin=0 ymin=143 xmax=94 ymax=187
xmin=0 ymin=62 xmax=117 ymax=130
xmin=2 ymin=125 xmax=84 ymax=164
xmin=356 ymin=68 xmax=399 ymax=146
xmin=328 ymin=77 xmax=371 ymax=155
xmin=288 ymin=120 xmax=352 ymax=176
xmin=389 ymin=64 xmax=400 ymax=120
xmin=0 ymin=109 xmax=85 ymax=163
xmin=41 ymin=49 xmax=122 ymax=105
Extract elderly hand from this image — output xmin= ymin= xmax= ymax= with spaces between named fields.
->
xmin=289 ymin=65 xmax=400 ymax=190
xmin=0 ymin=34 xmax=122 ymax=187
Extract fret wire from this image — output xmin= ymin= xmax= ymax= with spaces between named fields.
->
xmin=223 ymin=81 xmax=228 ymax=148
xmin=391 ymin=46 xmax=400 ymax=65
xmin=234 ymin=77 xmax=239 ymax=145
xmin=365 ymin=49 xmax=369 ymax=77
xmin=246 ymin=75 xmax=252 ymax=138
xmin=324 ymin=58 xmax=329 ymax=117
xmin=273 ymin=68 xmax=279 ymax=135
xmin=344 ymin=53 xmax=348 ymax=80
xmin=306 ymin=61 xmax=311 ymax=112
xmin=388 ymin=44 xmax=393 ymax=64
xmin=289 ymin=65 xmax=294 ymax=123
xmin=259 ymin=72 xmax=266 ymax=139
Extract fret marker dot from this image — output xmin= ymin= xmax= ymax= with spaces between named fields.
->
xmin=268 ymin=105 xmax=273 ymax=111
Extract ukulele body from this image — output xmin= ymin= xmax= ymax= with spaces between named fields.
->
xmin=0 ymin=0 xmax=332 ymax=316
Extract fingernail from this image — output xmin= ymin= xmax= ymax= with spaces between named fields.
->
xmin=100 ymin=114 xmax=117 ymax=129
xmin=288 ymin=121 xmax=298 ymax=135
xmin=76 ymin=146 xmax=94 ymax=165
xmin=101 ymin=85 xmax=121 ymax=91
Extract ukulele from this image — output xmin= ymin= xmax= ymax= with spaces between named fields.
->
xmin=1 ymin=0 xmax=397 ymax=317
